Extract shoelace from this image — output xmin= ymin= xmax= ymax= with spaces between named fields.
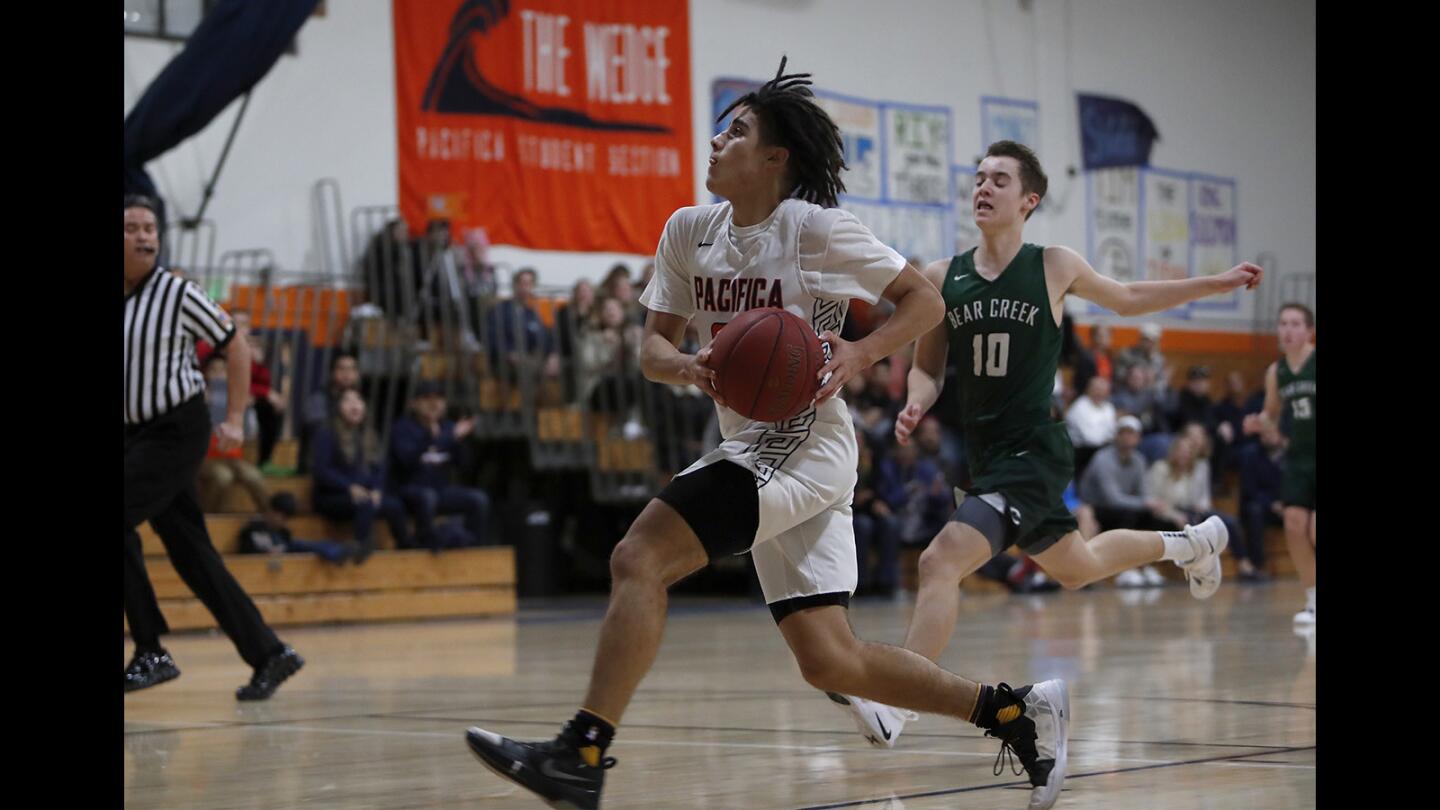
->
xmin=988 ymin=734 xmax=1025 ymax=777
xmin=985 ymin=683 xmax=1031 ymax=778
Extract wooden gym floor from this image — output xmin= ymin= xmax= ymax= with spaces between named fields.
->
xmin=124 ymin=581 xmax=1316 ymax=809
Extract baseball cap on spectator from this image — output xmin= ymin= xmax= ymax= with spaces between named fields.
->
xmin=414 ymin=380 xmax=444 ymax=398
xmin=1116 ymin=415 xmax=1143 ymax=434
xmin=1187 ymin=366 xmax=1210 ymax=381
xmin=1139 ymin=323 xmax=1162 ymax=341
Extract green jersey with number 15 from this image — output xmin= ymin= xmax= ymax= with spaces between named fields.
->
xmin=941 ymin=244 xmax=1062 ymax=441
xmin=1276 ymin=350 xmax=1315 ymax=461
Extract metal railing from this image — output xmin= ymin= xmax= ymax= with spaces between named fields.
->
xmin=165 ymin=218 xmax=217 ymax=282
xmin=1250 ymin=253 xmax=1316 ymax=333
xmin=190 ymin=202 xmax=714 ymax=503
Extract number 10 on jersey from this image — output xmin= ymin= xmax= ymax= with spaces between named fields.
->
xmin=972 ymin=333 xmax=1011 ymax=377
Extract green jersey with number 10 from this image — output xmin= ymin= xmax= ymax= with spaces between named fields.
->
xmin=941 ymin=244 xmax=1062 ymax=441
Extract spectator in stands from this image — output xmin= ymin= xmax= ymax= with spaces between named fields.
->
xmin=451 ymin=227 xmax=499 ymax=347
xmin=412 ymin=218 xmax=477 ymax=350
xmin=1112 ymin=364 xmax=1165 ymax=431
xmin=1111 ymin=363 xmax=1172 ymax=463
xmin=555 ymin=279 xmax=598 ymax=400
xmin=197 ymin=310 xmax=286 ymax=467
xmin=848 ymin=358 xmax=901 ymax=445
xmin=1178 ymin=421 xmax=1215 ymax=487
xmin=1070 ymin=323 xmax=1114 ymax=398
xmin=455 ymin=227 xmax=498 ymax=302
xmin=843 ymin=372 xmax=882 ymax=447
xmin=577 ymin=296 xmax=645 ymax=416
xmin=876 ymin=437 xmax=951 ymax=546
xmin=1065 ymin=375 xmax=1118 ymax=478
xmin=1145 ymin=433 xmax=1243 ymax=577
xmin=237 ymin=312 xmax=287 ymax=467
xmin=1212 ymin=370 xmax=1256 ymax=488
xmin=310 ymin=388 xmax=409 ymax=564
xmin=637 ymin=261 xmax=655 ymax=296
xmin=1171 ymin=366 xmax=1219 ymax=435
xmin=485 ymin=267 xmax=560 ymax=382
xmin=914 ymin=415 xmax=963 ymax=485
xmin=1077 ymin=415 xmax=1169 ymax=586
xmin=643 ymin=323 xmax=715 ymax=472
xmin=416 ymin=218 xmax=452 ymax=275
xmin=599 ymin=262 xmax=643 ymax=325
xmin=1236 ymin=418 xmax=1287 ymax=582
xmin=196 ymin=353 xmax=270 ymax=512
xmin=389 ymin=381 xmax=490 ymax=550
xmin=557 ymin=278 xmax=598 ymax=355
xmin=361 ymin=218 xmax=418 ymax=323
xmin=1119 ymin=322 xmax=1172 ymax=395
xmin=852 ymin=428 xmax=899 ymax=598
xmin=238 ymin=493 xmax=352 ymax=565
xmin=1175 ymin=364 xmax=1232 ymax=484
xmin=300 ymin=350 xmax=360 ymax=472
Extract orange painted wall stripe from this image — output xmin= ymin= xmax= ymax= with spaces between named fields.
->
xmin=1077 ymin=324 xmax=1276 ymax=355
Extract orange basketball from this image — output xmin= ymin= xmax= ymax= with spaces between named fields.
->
xmin=706 ymin=308 xmax=824 ymax=422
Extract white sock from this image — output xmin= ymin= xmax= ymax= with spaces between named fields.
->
xmin=1305 ymin=587 xmax=1316 ymax=611
xmin=1159 ymin=531 xmax=1193 ymax=564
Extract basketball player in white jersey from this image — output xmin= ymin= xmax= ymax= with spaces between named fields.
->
xmin=466 ymin=59 xmax=1072 ymax=810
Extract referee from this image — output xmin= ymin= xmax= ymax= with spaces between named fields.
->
xmin=124 ymin=195 xmax=303 ymax=700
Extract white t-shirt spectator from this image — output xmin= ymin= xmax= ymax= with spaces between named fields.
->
xmin=1065 ymin=394 xmax=1118 ymax=448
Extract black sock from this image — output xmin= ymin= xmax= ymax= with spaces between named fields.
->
xmin=970 ymin=683 xmax=1027 ymax=730
xmin=560 ymin=709 xmax=616 ymax=762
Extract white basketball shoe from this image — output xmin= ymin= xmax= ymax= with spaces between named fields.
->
xmin=985 ymin=679 xmax=1071 ymax=810
xmin=826 ymin=692 xmax=918 ymax=749
xmin=1178 ymin=516 xmax=1229 ymax=599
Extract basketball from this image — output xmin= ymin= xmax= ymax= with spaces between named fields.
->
xmin=706 ymin=307 xmax=824 ymax=422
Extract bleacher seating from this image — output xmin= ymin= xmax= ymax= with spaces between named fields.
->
xmin=129 ymin=455 xmax=516 ymax=634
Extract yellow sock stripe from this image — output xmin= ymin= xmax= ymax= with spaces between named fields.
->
xmin=579 ymin=707 xmax=619 ymax=728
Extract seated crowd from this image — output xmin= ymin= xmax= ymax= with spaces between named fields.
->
xmin=195 ymin=257 xmax=667 ymax=567
xmin=200 ymin=242 xmax=1283 ymax=593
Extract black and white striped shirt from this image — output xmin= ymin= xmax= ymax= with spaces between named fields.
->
xmin=124 ymin=267 xmax=235 ymax=425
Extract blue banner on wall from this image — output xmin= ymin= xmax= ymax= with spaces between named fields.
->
xmin=1076 ymin=93 xmax=1159 ymax=170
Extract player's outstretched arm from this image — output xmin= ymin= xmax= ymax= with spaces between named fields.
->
xmin=1049 ymin=245 xmax=1262 ymax=316
xmin=815 ymin=264 xmax=945 ymax=404
xmin=640 ymin=309 xmax=726 ymax=406
xmin=896 ymin=260 xmax=951 ymax=445
xmin=1242 ymin=362 xmax=1282 ymax=435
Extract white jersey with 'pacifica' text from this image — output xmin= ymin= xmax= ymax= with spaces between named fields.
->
xmin=639 ymin=198 xmax=905 ymax=453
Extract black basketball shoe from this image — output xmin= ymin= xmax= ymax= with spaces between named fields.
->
xmin=985 ymin=680 xmax=1070 ymax=810
xmin=466 ymin=725 xmax=616 ymax=810
xmin=236 ymin=646 xmax=304 ymax=701
xmin=124 ymin=647 xmax=180 ymax=693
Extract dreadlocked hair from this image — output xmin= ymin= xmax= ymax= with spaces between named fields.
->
xmin=716 ymin=56 xmax=847 ymax=208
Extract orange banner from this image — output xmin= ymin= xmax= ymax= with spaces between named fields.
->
xmin=394 ymin=0 xmax=693 ymax=253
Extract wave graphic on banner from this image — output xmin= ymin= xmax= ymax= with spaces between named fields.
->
xmin=421 ymin=0 xmax=669 ymax=133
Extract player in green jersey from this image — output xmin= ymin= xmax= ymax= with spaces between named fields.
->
xmin=1244 ymin=304 xmax=1315 ymax=625
xmin=830 ymin=142 xmax=1263 ymax=767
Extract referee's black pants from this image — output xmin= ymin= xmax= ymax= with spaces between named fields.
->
xmin=124 ymin=396 xmax=281 ymax=669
